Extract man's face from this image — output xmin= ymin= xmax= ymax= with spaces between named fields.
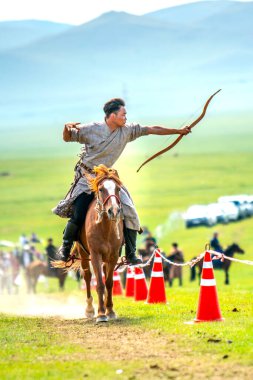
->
xmin=113 ymin=106 xmax=127 ymax=127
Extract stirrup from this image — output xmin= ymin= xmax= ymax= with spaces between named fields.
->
xmin=64 ymin=254 xmax=81 ymax=268
xmin=127 ymin=255 xmax=142 ymax=266
xmin=115 ymin=256 xmax=128 ymax=271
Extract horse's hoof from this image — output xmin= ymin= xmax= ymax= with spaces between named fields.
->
xmin=85 ymin=311 xmax=95 ymax=319
xmin=106 ymin=311 xmax=117 ymax=320
xmin=96 ymin=315 xmax=108 ymax=323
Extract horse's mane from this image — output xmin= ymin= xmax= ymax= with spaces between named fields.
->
xmin=86 ymin=164 xmax=123 ymax=193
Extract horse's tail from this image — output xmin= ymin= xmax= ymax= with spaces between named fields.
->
xmin=51 ymin=242 xmax=81 ymax=272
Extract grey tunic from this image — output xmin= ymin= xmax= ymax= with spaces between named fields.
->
xmin=53 ymin=122 xmax=149 ymax=230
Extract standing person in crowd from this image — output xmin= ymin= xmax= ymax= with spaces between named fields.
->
xmin=22 ymin=245 xmax=34 ymax=268
xmin=30 ymin=232 xmax=41 ymax=243
xmin=166 ymin=242 xmax=184 ymax=287
xmin=143 ymin=231 xmax=157 ymax=255
xmin=19 ymin=233 xmax=29 ymax=248
xmin=0 ymin=252 xmax=13 ymax=294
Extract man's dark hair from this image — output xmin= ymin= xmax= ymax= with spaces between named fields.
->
xmin=172 ymin=242 xmax=178 ymax=248
xmin=103 ymin=98 xmax=125 ymax=118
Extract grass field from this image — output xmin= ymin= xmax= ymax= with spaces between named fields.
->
xmin=1 ymin=151 xmax=253 ymax=255
xmin=0 ymin=117 xmax=253 ymax=379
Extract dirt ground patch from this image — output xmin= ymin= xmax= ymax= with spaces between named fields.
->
xmin=48 ymin=318 xmax=252 ymax=380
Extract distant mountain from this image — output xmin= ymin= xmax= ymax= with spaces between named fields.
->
xmin=146 ymin=1 xmax=237 ymax=24
xmin=0 ymin=1 xmax=252 ymax=127
xmin=0 ymin=19 xmax=72 ymax=51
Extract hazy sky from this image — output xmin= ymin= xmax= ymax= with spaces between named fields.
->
xmin=1 ymin=0 xmax=251 ymax=25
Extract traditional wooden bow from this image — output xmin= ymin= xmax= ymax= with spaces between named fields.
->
xmin=136 ymin=89 xmax=221 ymax=173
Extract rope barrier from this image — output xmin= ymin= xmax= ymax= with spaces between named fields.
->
xmin=116 ymin=251 xmax=156 ymax=273
xmin=209 ymin=250 xmax=253 ymax=266
xmin=157 ymin=249 xmax=205 ymax=268
xmin=116 ymin=247 xmax=253 ymax=272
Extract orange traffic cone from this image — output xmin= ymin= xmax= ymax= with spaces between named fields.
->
xmin=134 ymin=267 xmax=148 ymax=301
xmin=125 ymin=267 xmax=135 ymax=297
xmin=194 ymin=251 xmax=224 ymax=322
xmin=146 ymin=249 xmax=167 ymax=304
xmin=112 ymin=271 xmax=123 ymax=296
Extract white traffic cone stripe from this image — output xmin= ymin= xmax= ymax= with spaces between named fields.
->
xmin=203 ymin=262 xmax=213 ymax=268
xmin=135 ymin=274 xmax=145 ymax=280
xmin=151 ymin=271 xmax=164 ymax=278
xmin=154 ymin=257 xmax=162 ymax=263
xmin=113 ymin=275 xmax=121 ymax=281
xmin=126 ymin=273 xmax=134 ymax=278
xmin=200 ymin=278 xmax=216 ymax=286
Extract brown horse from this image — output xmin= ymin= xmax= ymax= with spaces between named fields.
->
xmin=26 ymin=261 xmax=68 ymax=293
xmin=190 ymin=243 xmax=244 ymax=285
xmin=70 ymin=165 xmax=124 ymax=323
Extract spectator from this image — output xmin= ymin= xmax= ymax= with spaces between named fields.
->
xmin=143 ymin=232 xmax=157 ymax=255
xmin=22 ymin=245 xmax=34 ymax=268
xmin=19 ymin=233 xmax=29 ymax=248
xmin=30 ymin=232 xmax=41 ymax=243
xmin=0 ymin=252 xmax=13 ymax=294
xmin=10 ymin=251 xmax=20 ymax=294
xmin=167 ymin=243 xmax=184 ymax=287
xmin=168 ymin=243 xmax=184 ymax=263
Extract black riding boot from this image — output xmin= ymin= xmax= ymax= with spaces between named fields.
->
xmin=57 ymin=221 xmax=79 ymax=262
xmin=124 ymin=226 xmax=142 ymax=265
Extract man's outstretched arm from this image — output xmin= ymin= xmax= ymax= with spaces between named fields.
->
xmin=146 ymin=125 xmax=191 ymax=136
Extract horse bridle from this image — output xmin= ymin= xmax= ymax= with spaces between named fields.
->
xmin=102 ymin=194 xmax=121 ymax=206
xmin=95 ymin=191 xmax=122 ymax=221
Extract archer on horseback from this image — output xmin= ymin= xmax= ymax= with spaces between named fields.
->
xmin=53 ymin=98 xmax=190 ymax=266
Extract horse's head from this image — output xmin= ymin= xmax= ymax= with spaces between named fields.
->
xmin=226 ymin=243 xmax=245 ymax=256
xmin=86 ymin=164 xmax=123 ymax=223
xmin=97 ymin=178 xmax=122 ymax=221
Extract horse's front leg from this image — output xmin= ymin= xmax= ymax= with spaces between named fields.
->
xmin=91 ymin=255 xmax=107 ymax=323
xmin=105 ymin=262 xmax=118 ymax=319
xmin=82 ymin=260 xmax=95 ymax=319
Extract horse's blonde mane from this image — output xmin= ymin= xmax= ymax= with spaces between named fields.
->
xmin=86 ymin=164 xmax=123 ymax=193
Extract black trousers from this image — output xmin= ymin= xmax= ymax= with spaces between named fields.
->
xmin=70 ymin=192 xmax=94 ymax=227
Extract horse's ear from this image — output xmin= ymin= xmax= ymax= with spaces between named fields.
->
xmin=113 ymin=169 xmax=119 ymax=178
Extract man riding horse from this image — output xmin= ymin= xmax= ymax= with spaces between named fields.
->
xmin=53 ymin=98 xmax=190 ymax=266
